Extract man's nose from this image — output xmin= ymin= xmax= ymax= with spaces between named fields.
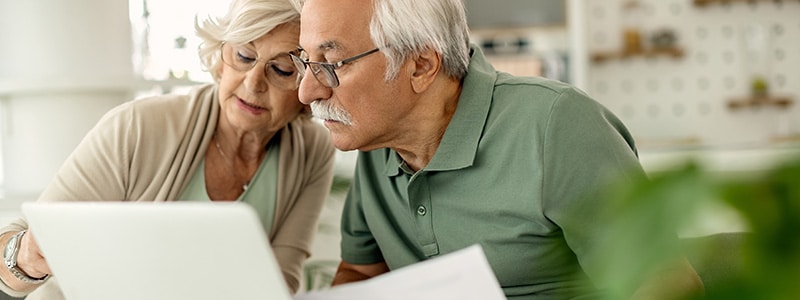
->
xmin=297 ymin=72 xmax=331 ymax=105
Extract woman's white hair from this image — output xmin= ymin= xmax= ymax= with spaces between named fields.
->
xmin=196 ymin=0 xmax=301 ymax=82
xmin=369 ymin=0 xmax=471 ymax=81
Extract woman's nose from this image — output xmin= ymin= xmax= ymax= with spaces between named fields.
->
xmin=243 ymin=64 xmax=269 ymax=93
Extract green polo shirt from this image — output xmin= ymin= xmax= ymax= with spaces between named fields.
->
xmin=340 ymin=46 xmax=645 ymax=299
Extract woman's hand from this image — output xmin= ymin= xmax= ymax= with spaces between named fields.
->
xmin=16 ymin=230 xmax=52 ymax=279
xmin=0 ymin=230 xmax=51 ymax=292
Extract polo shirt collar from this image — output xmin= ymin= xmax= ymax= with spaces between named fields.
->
xmin=384 ymin=44 xmax=496 ymax=176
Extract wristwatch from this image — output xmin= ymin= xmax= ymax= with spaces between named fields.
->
xmin=3 ymin=230 xmax=49 ymax=284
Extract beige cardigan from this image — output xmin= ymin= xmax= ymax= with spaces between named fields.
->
xmin=0 ymin=84 xmax=335 ymax=299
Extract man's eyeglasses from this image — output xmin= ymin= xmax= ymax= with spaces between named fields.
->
xmin=290 ymin=48 xmax=381 ymax=88
xmin=220 ymin=42 xmax=300 ymax=90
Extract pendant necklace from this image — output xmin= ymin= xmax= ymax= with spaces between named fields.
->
xmin=214 ymin=134 xmax=250 ymax=192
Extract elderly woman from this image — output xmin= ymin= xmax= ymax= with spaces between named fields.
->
xmin=0 ymin=0 xmax=334 ymax=299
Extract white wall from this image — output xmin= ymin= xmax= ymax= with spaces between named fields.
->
xmin=0 ymin=0 xmax=135 ymax=198
xmin=580 ymin=0 xmax=800 ymax=147
xmin=575 ymin=0 xmax=800 ymax=235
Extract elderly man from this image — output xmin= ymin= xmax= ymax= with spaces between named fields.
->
xmin=291 ymin=0 xmax=704 ymax=299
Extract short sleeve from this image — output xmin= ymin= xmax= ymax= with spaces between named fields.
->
xmin=540 ymin=87 xmax=647 ymax=286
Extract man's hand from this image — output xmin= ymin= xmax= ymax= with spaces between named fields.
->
xmin=331 ymin=261 xmax=390 ymax=286
xmin=631 ymin=257 xmax=705 ymax=300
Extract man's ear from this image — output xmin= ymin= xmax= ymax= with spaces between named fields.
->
xmin=409 ymin=48 xmax=442 ymax=93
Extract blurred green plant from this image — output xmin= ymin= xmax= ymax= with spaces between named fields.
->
xmin=596 ymin=163 xmax=712 ymax=298
xmin=713 ymin=159 xmax=800 ymax=299
xmin=598 ymin=158 xmax=800 ymax=299
xmin=750 ymin=76 xmax=769 ymax=97
xmin=329 ymin=175 xmax=352 ymax=194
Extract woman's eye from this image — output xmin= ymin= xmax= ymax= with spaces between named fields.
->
xmin=270 ymin=64 xmax=295 ymax=77
xmin=236 ymin=51 xmax=256 ymax=63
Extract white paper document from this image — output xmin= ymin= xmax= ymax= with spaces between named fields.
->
xmin=295 ymin=244 xmax=506 ymax=300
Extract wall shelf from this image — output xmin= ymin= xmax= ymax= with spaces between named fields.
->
xmin=591 ymin=47 xmax=685 ymax=64
xmin=694 ymin=0 xmax=799 ymax=7
xmin=584 ymin=0 xmax=800 ymax=153
xmin=727 ymin=95 xmax=794 ymax=110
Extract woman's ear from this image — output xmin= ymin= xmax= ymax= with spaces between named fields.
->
xmin=215 ymin=62 xmax=224 ymax=81
xmin=409 ymin=48 xmax=442 ymax=94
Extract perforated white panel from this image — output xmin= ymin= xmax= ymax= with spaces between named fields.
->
xmin=583 ymin=0 xmax=800 ymax=148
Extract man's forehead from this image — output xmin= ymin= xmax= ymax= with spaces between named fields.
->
xmin=299 ymin=38 xmax=345 ymax=55
xmin=314 ymin=40 xmax=343 ymax=52
xmin=299 ymin=27 xmax=371 ymax=56
xmin=299 ymin=0 xmax=371 ymax=53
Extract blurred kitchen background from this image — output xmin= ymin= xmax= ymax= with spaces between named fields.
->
xmin=0 ymin=0 xmax=798 ymax=293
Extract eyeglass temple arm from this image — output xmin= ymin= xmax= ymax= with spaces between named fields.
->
xmin=336 ymin=48 xmax=381 ymax=67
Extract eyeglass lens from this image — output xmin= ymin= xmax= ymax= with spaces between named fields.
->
xmin=221 ymin=43 xmax=299 ymax=90
xmin=291 ymin=47 xmax=381 ymax=89
xmin=291 ymin=54 xmax=339 ymax=88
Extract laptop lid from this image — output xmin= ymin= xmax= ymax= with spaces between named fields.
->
xmin=22 ymin=201 xmax=292 ymax=300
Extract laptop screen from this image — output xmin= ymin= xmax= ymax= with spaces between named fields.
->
xmin=22 ymin=201 xmax=292 ymax=300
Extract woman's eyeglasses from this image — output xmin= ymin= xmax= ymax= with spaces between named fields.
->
xmin=220 ymin=42 xmax=300 ymax=90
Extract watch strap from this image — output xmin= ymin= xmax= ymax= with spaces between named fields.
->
xmin=5 ymin=230 xmax=49 ymax=284
xmin=8 ymin=265 xmax=49 ymax=284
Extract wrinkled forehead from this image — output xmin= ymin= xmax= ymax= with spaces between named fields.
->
xmin=241 ymin=23 xmax=302 ymax=59
xmin=298 ymin=0 xmax=374 ymax=56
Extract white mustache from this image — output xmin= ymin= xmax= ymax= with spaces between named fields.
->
xmin=310 ymin=101 xmax=353 ymax=126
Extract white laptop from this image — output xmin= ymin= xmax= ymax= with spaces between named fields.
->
xmin=22 ymin=201 xmax=292 ymax=300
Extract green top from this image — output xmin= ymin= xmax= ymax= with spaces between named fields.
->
xmin=179 ymin=139 xmax=280 ymax=236
xmin=340 ymin=46 xmax=645 ymax=299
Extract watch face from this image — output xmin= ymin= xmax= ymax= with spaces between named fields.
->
xmin=4 ymin=234 xmax=17 ymax=260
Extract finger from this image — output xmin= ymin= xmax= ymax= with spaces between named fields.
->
xmin=28 ymin=232 xmax=53 ymax=275
xmin=18 ymin=231 xmax=51 ymax=278
xmin=37 ymin=258 xmax=52 ymax=276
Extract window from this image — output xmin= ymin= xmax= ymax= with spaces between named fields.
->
xmin=129 ymin=0 xmax=231 ymax=91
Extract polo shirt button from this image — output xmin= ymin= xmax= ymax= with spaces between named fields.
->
xmin=416 ymin=205 xmax=427 ymax=216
